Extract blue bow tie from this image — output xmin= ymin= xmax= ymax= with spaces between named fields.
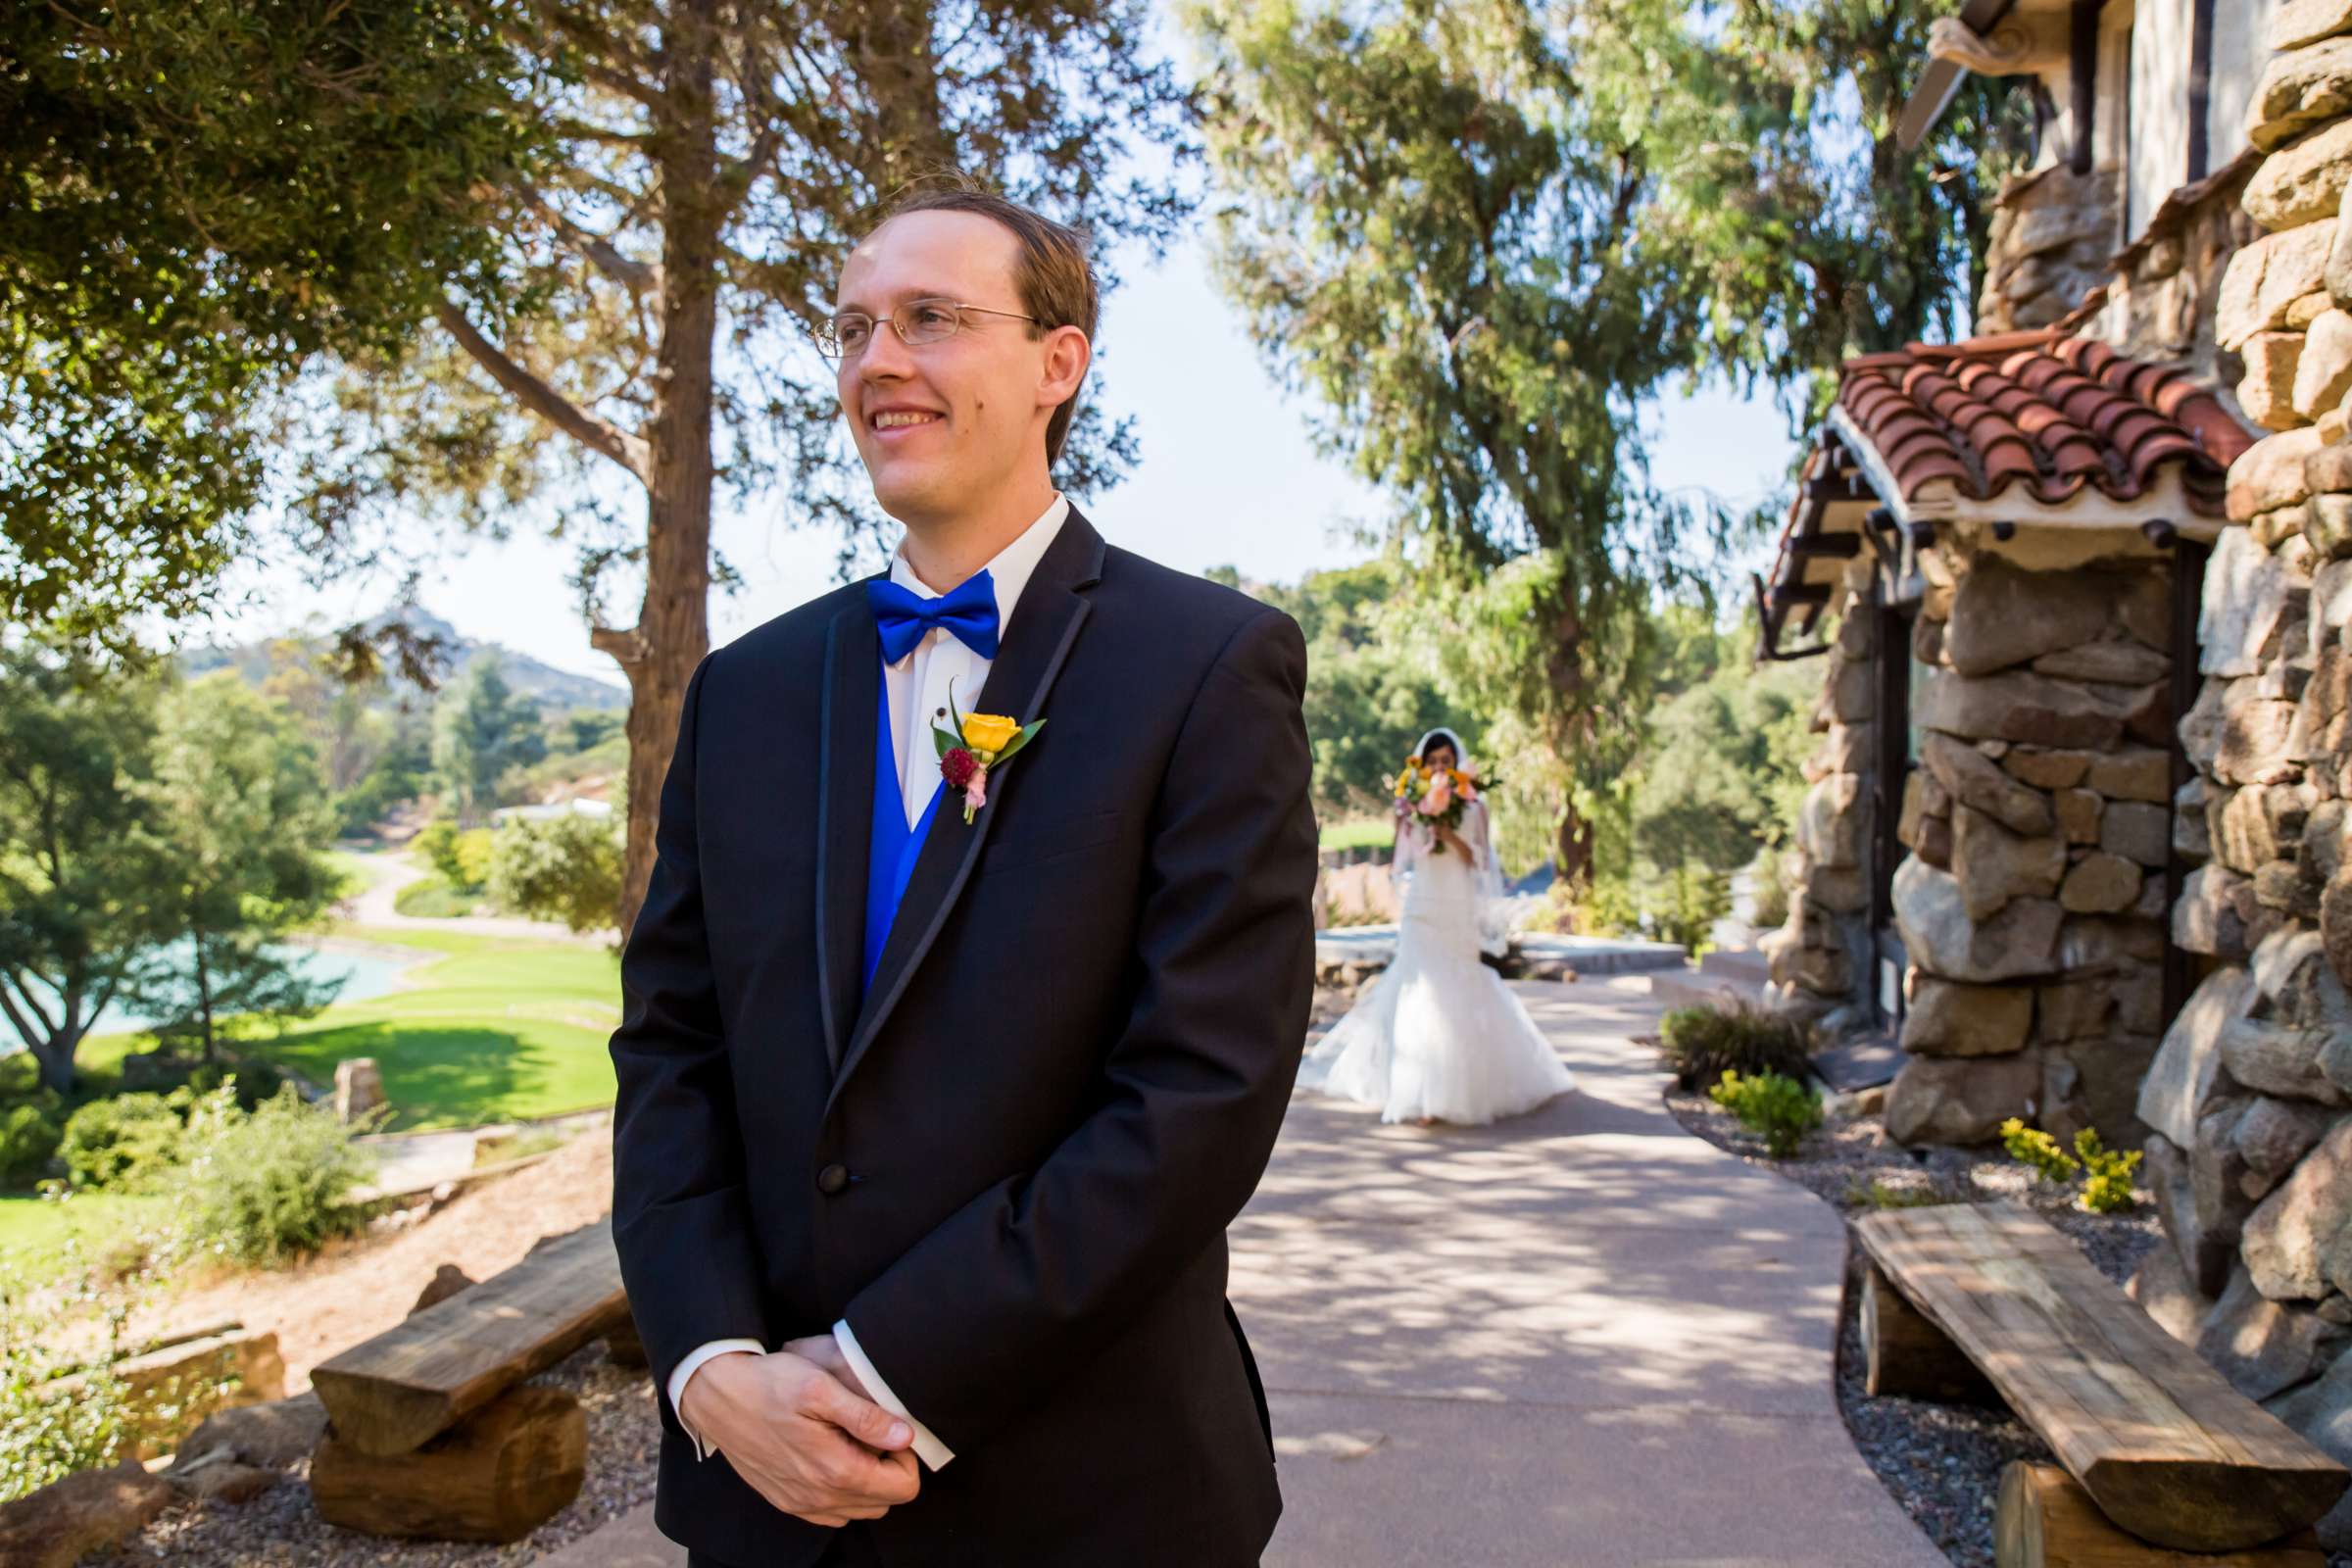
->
xmin=867 ymin=570 xmax=1001 ymax=663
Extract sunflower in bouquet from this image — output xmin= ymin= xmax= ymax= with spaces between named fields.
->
xmin=1390 ymin=754 xmax=1498 ymax=855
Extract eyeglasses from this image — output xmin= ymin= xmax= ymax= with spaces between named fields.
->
xmin=813 ymin=297 xmax=1040 ymax=359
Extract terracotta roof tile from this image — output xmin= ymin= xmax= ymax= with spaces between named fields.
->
xmin=1833 ymin=331 xmax=2254 ymax=514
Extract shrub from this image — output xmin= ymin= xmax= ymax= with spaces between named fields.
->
xmin=1658 ymin=1002 xmax=1812 ymax=1091
xmin=487 ymin=811 xmax=623 ymax=933
xmin=1998 ymin=1119 xmax=2142 ymax=1214
xmin=0 ymin=1103 xmax=63 ymax=1187
xmin=413 ymin=818 xmax=464 ymax=884
xmin=393 ymin=875 xmax=475 ymax=918
xmin=0 ymin=1267 xmax=138 ymax=1498
xmin=59 ymin=1094 xmax=187 ymax=1193
xmin=178 ymin=1083 xmax=378 ymax=1266
xmin=1709 ymin=1069 xmax=1822 ymax=1158
xmin=2074 ymin=1130 xmax=2142 ymax=1215
xmin=2000 ymin=1118 xmax=2082 ymax=1185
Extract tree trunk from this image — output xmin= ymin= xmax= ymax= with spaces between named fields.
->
xmin=604 ymin=3 xmax=719 ymax=937
xmin=193 ymin=924 xmax=217 ymax=1062
xmin=1553 ymin=803 xmax=1593 ymax=891
xmin=31 ymin=1039 xmax=75 ymax=1095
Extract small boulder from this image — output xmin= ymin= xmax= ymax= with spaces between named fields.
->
xmin=2264 ymin=1352 xmax=2352 ymax=1550
xmin=1899 ymin=976 xmax=2033 ymax=1057
xmin=2138 ymin=965 xmax=2256 ymax=1150
xmin=2242 ymin=1115 xmax=2352 ymax=1300
xmin=2198 ymin=1264 xmax=2352 ymax=1400
xmin=1884 ymin=1051 xmax=2043 ymax=1146
xmin=412 ymin=1263 xmax=477 ymax=1315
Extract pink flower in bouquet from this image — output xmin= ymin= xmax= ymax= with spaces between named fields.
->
xmin=1421 ymin=774 xmax=1453 ymax=814
xmin=965 ymin=763 xmax=989 ymax=813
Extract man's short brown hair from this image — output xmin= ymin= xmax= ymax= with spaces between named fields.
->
xmin=875 ymin=180 xmax=1097 ymax=467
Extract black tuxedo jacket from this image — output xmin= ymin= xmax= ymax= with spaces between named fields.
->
xmin=609 ymin=509 xmax=1318 ymax=1567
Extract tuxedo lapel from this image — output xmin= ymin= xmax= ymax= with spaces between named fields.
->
xmin=815 ymin=594 xmax=881 ymax=1074
xmin=827 ymin=512 xmax=1107 ymax=1113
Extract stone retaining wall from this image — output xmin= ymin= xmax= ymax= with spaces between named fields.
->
xmin=1883 ymin=554 xmax=2176 ymax=1152
xmin=2125 ymin=7 xmax=2352 ymax=1544
xmin=1761 ymin=601 xmax=1877 ymax=1037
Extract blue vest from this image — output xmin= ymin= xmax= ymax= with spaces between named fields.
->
xmin=863 ymin=667 xmax=945 ymax=991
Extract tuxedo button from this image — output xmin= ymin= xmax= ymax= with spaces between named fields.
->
xmin=816 ymin=1163 xmax=850 ymax=1196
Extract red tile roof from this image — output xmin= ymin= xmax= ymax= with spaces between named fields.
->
xmin=1835 ymin=329 xmax=2253 ymax=514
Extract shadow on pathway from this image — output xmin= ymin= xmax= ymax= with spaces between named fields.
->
xmin=540 ymin=976 xmax=1942 ymax=1566
xmin=1251 ymin=975 xmax=1943 ymax=1567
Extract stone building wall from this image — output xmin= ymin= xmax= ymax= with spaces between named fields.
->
xmin=1883 ymin=554 xmax=2177 ymax=1151
xmin=1979 ymin=165 xmax=2122 ymax=332
xmin=1761 ymin=581 xmax=1876 ymax=1036
xmin=2092 ymin=153 xmax=2260 ymax=386
xmin=2123 ymin=6 xmax=2352 ymax=1544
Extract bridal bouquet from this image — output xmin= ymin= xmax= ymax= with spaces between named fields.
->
xmin=1391 ymin=756 xmax=1496 ymax=855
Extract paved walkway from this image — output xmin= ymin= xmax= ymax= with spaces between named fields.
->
xmin=539 ymin=976 xmax=1941 ymax=1567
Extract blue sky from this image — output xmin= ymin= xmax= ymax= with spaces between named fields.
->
xmin=201 ymin=225 xmax=1801 ymax=685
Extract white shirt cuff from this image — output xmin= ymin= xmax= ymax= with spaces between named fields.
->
xmin=833 ymin=1318 xmax=956 ymax=1470
xmin=667 ymin=1338 xmax=766 ymax=1461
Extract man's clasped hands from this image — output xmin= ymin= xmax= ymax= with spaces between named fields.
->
xmin=677 ymin=1335 xmax=922 ymax=1527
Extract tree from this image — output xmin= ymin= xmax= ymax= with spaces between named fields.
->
xmin=136 ymin=677 xmax=345 ymax=1062
xmin=1225 ymin=560 xmax=1479 ymax=822
xmin=1188 ymin=0 xmax=1739 ymax=884
xmin=323 ymin=1 xmax=1196 ymax=932
xmin=0 ymin=0 xmax=548 ymax=643
xmin=1681 ymin=0 xmax=2038 ymax=422
xmin=430 ymin=656 xmax=549 ymax=824
xmin=0 ymin=647 xmax=175 ymax=1092
xmin=1188 ymin=0 xmax=2031 ymax=884
xmin=488 ymin=810 xmax=625 ymax=933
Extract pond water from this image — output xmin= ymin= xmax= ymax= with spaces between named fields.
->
xmin=3 ymin=940 xmax=424 ymax=1050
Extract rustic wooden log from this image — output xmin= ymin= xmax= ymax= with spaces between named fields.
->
xmin=310 ymin=1217 xmax=624 ymax=1456
xmin=1995 ymin=1462 xmax=2326 ymax=1567
xmin=1855 ymin=1203 xmax=2348 ymax=1552
xmin=311 ymin=1384 xmax=585 ymax=1543
xmin=603 ymin=1312 xmax=647 ymax=1369
xmin=1861 ymin=1258 xmax=2002 ymax=1404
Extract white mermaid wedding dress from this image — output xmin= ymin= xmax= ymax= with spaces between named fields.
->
xmin=1299 ymin=801 xmax=1575 ymax=1125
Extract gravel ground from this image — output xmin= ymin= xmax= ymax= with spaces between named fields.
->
xmin=83 ymin=1341 xmax=661 ymax=1568
xmin=1662 ymin=1077 xmax=2350 ymax=1568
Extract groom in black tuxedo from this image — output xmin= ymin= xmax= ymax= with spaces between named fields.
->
xmin=608 ymin=182 xmax=1317 ymax=1567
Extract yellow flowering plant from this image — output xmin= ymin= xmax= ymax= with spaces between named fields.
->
xmin=932 ymin=683 xmax=1043 ymax=824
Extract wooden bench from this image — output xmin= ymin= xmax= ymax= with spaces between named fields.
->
xmin=1854 ymin=1201 xmax=2348 ymax=1558
xmin=306 ymin=1217 xmax=632 ymax=1543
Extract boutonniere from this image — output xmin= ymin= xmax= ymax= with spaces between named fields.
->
xmin=932 ymin=684 xmax=1044 ymax=824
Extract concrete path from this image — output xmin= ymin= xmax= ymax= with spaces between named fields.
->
xmin=539 ymin=976 xmax=1940 ymax=1567
xmin=1247 ymin=975 xmax=1942 ymax=1566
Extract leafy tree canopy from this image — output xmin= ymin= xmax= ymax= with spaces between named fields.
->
xmin=0 ymin=0 xmax=549 ymax=640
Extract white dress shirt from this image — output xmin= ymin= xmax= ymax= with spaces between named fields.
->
xmin=666 ymin=494 xmax=1070 ymax=1473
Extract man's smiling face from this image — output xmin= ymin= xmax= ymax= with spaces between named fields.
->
xmin=834 ymin=209 xmax=1062 ymax=525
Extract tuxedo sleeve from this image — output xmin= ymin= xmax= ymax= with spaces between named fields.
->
xmin=609 ymin=655 xmax=773 ymax=1433
xmin=841 ymin=607 xmax=1316 ymax=1451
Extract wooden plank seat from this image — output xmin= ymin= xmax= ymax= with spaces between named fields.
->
xmin=310 ymin=1217 xmax=628 ymax=1458
xmin=1996 ymin=1462 xmax=2326 ymax=1568
xmin=1853 ymin=1202 xmax=2348 ymax=1554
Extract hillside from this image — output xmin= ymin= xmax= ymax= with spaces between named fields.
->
xmin=181 ymin=608 xmax=628 ymax=712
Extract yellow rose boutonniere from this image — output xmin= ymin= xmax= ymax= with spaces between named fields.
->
xmin=932 ymin=683 xmax=1044 ymax=824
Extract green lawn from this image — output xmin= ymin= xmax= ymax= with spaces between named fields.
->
xmin=15 ymin=926 xmax=624 ymax=1135
xmin=1319 ymin=817 xmax=1396 ymax=853
xmin=0 ymin=1190 xmax=175 ymax=1282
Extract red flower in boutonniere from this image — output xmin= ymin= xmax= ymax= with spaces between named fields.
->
xmin=932 ymin=684 xmax=1043 ymax=824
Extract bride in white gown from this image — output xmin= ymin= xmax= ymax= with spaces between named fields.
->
xmin=1299 ymin=729 xmax=1575 ymax=1126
